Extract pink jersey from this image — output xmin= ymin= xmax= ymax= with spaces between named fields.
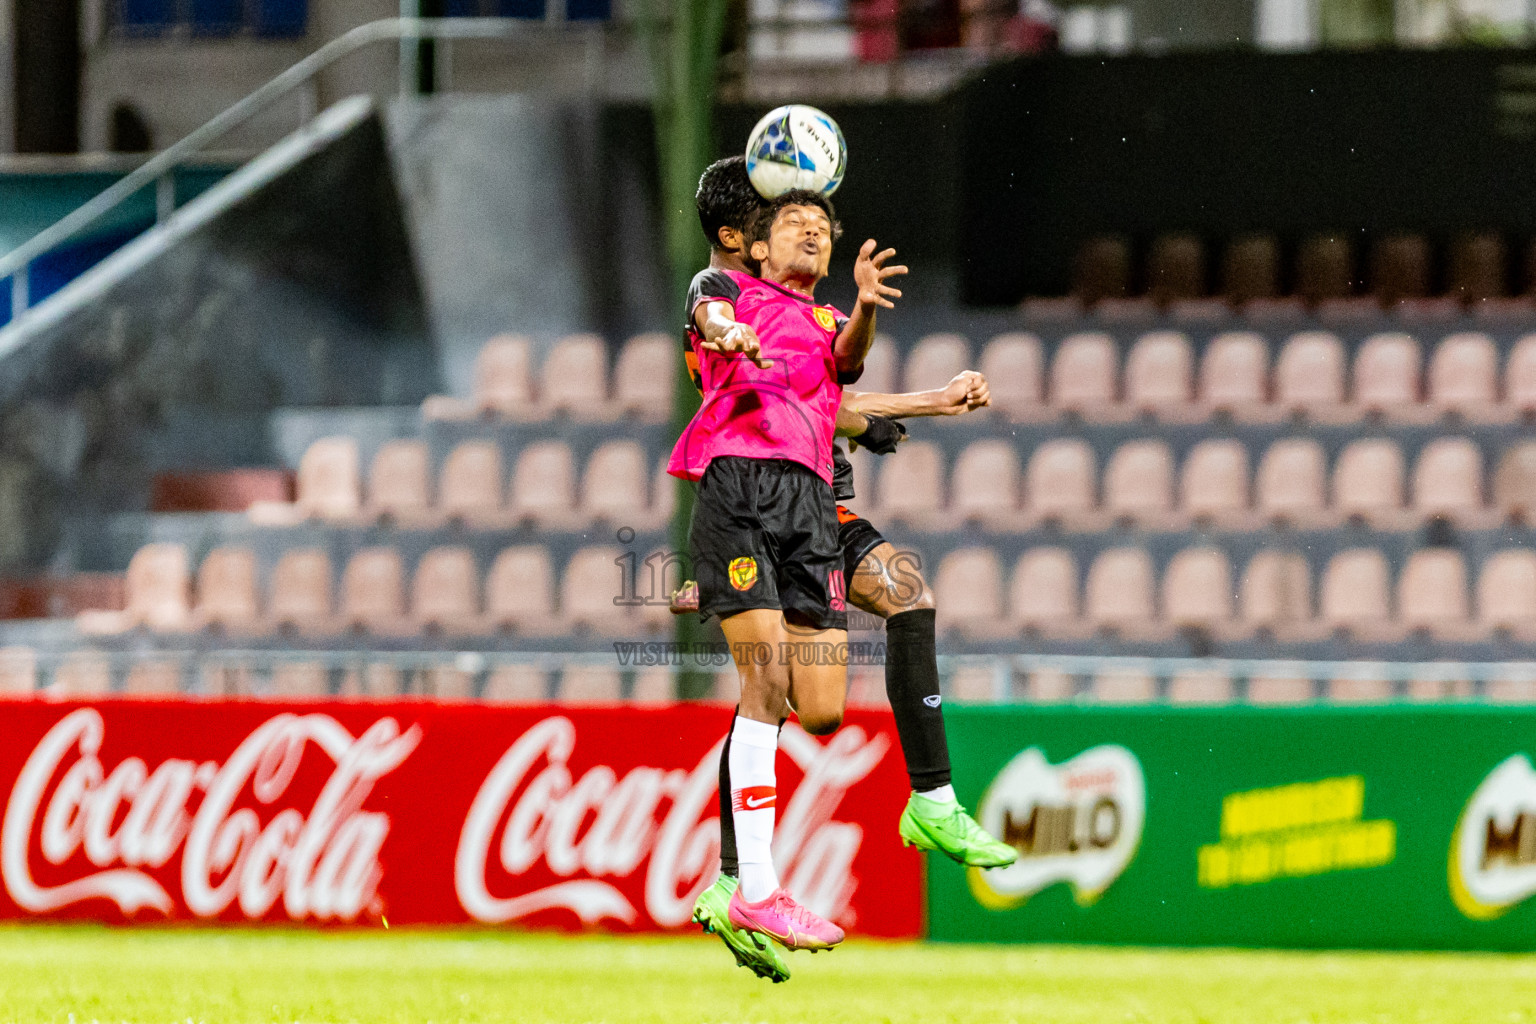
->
xmin=668 ymin=268 xmax=851 ymax=486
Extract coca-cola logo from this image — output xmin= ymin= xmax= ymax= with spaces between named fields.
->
xmin=1 ymin=708 xmax=420 ymax=922
xmin=455 ymin=715 xmax=889 ymax=928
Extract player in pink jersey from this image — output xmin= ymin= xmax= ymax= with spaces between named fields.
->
xmin=670 ymin=187 xmax=906 ymax=958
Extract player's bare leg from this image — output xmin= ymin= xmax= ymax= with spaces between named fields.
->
xmin=850 ymin=542 xmax=1016 ymax=869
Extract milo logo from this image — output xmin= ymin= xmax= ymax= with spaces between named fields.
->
xmin=1451 ymin=754 xmax=1536 ymax=919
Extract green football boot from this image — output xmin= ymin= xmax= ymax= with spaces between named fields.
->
xmin=898 ymin=792 xmax=1019 ymax=868
xmin=691 ymin=875 xmax=790 ymax=983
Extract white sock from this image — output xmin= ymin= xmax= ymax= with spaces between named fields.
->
xmin=729 ymin=716 xmax=781 ymax=903
xmin=917 ymin=784 xmax=957 ymax=804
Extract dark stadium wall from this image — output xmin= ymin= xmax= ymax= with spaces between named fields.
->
xmin=957 ymin=49 xmax=1536 ymax=305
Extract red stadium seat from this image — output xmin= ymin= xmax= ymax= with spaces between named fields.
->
xmin=287 ymin=437 xmax=361 ymax=521
xmin=80 ymin=543 xmax=192 ymax=634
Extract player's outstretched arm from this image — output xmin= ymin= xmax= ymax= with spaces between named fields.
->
xmin=846 ymin=371 xmax=991 ymax=419
xmin=833 ymin=239 xmax=907 ymax=374
xmin=695 ymin=299 xmax=772 ymax=369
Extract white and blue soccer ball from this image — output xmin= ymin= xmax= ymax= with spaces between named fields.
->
xmin=744 ymin=104 xmax=847 ymax=199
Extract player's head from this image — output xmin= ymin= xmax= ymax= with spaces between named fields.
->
xmin=696 ymin=156 xmax=767 ymax=258
xmin=750 ymin=189 xmax=842 ymax=288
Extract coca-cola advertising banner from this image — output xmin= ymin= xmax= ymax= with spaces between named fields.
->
xmin=0 ymin=700 xmax=921 ymax=937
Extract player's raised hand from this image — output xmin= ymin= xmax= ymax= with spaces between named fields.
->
xmin=937 ymin=371 xmax=991 ymax=415
xmin=853 ymin=239 xmax=908 ymax=310
xmin=703 ymin=321 xmax=773 ymax=368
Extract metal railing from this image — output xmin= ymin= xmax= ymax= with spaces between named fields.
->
xmin=0 ymin=17 xmax=578 ymax=322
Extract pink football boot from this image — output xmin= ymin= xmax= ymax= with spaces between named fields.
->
xmin=727 ymin=886 xmax=845 ymax=952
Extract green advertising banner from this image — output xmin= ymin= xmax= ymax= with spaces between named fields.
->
xmin=931 ymin=705 xmax=1536 ymax=950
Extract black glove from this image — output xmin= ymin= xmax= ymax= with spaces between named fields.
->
xmin=852 ymin=414 xmax=906 ymax=455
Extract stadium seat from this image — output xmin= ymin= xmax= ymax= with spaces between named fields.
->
xmin=80 ymin=542 xmax=192 ymax=634
xmin=483 ymin=665 xmax=549 ymax=702
xmin=1025 ymin=438 xmax=1098 ymax=526
xmin=1274 ymin=332 xmax=1347 ymax=416
xmin=541 ymin=334 xmax=610 ymax=420
xmin=1199 ymin=332 xmax=1269 ymax=417
xmin=1162 ymin=547 xmax=1234 ymax=630
xmin=419 ymin=665 xmax=474 ymax=701
xmin=949 ymin=440 xmax=1024 ymax=528
xmin=1449 ymin=232 xmax=1506 ymax=304
xmin=979 ymin=333 xmax=1046 ymax=420
xmin=299 ymin=437 xmax=362 ymax=519
xmin=637 ymin=546 xmax=685 ymax=633
xmin=949 ymin=664 xmax=1001 ymax=703
xmin=1072 ymin=235 xmax=1131 ymax=303
xmin=904 ymin=333 xmax=971 ymax=391
xmin=340 ymin=548 xmax=410 ymax=635
xmin=1332 ymin=439 xmax=1406 ymax=527
xmin=644 ymin=460 xmax=676 ymax=530
xmin=1221 ymin=234 xmax=1281 ymax=305
xmin=484 ymin=546 xmax=560 ymax=635
xmin=1247 ymin=675 xmax=1314 ymax=705
xmin=1092 ymin=669 xmax=1157 ymax=703
xmin=1495 ymin=442 xmax=1536 ymax=523
xmin=1477 ymin=549 xmax=1536 ymax=633
xmin=1124 ymin=331 xmax=1194 ymax=415
xmin=1327 ymin=672 xmax=1394 ymax=703
xmin=1239 ymin=551 xmax=1313 ymax=633
xmin=423 ymin=334 xmax=534 ymax=420
xmin=559 ymin=666 xmax=623 ymax=703
xmin=612 ymin=333 xmax=673 ymax=422
xmin=1506 ymin=335 xmax=1536 ymax=415
xmin=1010 ymin=547 xmax=1082 ymax=635
xmin=439 ymin=441 xmax=505 ymax=524
xmin=1168 ymin=670 xmax=1233 ymax=704
xmin=1023 ymin=669 xmax=1076 ymax=702
xmin=1255 ymin=439 xmax=1329 ymax=526
xmin=1412 ymin=437 xmax=1489 ymax=525
xmin=1084 ymin=547 xmax=1158 ymax=634
xmin=1103 ymin=440 xmax=1176 ymax=527
xmin=581 ymin=440 xmax=647 ymax=524
xmin=1147 ymin=233 xmax=1205 ymax=305
xmin=367 ymin=440 xmax=432 ymax=523
xmin=193 ymin=545 xmax=259 ymax=631
xmin=1369 ymin=234 xmax=1431 ymax=305
xmin=1180 ymin=439 xmax=1251 ymax=525
xmin=632 ymin=666 xmax=675 ymax=704
xmin=1428 ymin=333 xmax=1499 ymax=417
xmin=560 ymin=546 xmax=633 ymax=635
xmin=0 ymin=647 xmax=36 ymax=694
xmin=341 ymin=664 xmax=402 ymax=699
xmin=934 ymin=547 xmax=1008 ymax=639
xmin=855 ymin=335 xmax=898 ymax=395
xmin=271 ymin=662 xmax=329 ymax=698
xmin=1398 ymin=549 xmax=1472 ymax=636
xmin=1050 ymin=333 xmax=1119 ymax=415
xmin=411 ymin=546 xmax=480 ymax=633
xmin=1352 ymin=333 xmax=1422 ymax=417
xmin=846 ymin=666 xmax=886 ymax=709
xmin=124 ymin=660 xmax=183 ymax=696
xmin=267 ymin=549 xmax=334 ymax=633
xmin=875 ymin=440 xmax=944 ymax=526
xmin=1319 ymin=548 xmax=1396 ymax=638
xmin=52 ymin=652 xmax=111 ymax=696
xmin=1296 ymin=234 xmax=1354 ymax=304
xmin=1486 ymin=675 xmax=1536 ymax=703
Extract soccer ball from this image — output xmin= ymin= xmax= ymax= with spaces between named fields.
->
xmin=744 ymin=105 xmax=847 ymax=199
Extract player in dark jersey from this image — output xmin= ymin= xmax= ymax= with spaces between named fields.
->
xmin=680 ymin=158 xmax=1015 ymax=984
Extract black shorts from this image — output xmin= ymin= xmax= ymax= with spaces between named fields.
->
xmin=690 ymin=456 xmax=848 ymax=631
xmin=836 ymin=504 xmax=888 ymax=592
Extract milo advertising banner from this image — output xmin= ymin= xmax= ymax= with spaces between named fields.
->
xmin=931 ymin=705 xmax=1536 ymax=950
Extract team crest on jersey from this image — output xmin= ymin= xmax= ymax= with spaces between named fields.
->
xmin=728 ymin=556 xmax=759 ymax=591
xmin=813 ymin=307 xmax=837 ymax=332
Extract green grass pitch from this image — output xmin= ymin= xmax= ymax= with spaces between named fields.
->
xmin=0 ymin=925 xmax=1534 ymax=1023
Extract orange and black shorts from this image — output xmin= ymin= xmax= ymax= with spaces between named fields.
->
xmin=835 ymin=504 xmax=888 ymax=592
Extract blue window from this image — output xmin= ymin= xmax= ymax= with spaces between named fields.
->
xmin=113 ymin=0 xmax=309 ymax=36
xmin=253 ymin=0 xmax=308 ymax=36
xmin=190 ymin=0 xmax=243 ymax=36
xmin=117 ymin=0 xmax=177 ymax=35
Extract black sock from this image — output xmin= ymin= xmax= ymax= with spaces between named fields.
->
xmin=885 ymin=608 xmax=952 ymax=792
xmin=717 ymin=712 xmax=739 ymax=878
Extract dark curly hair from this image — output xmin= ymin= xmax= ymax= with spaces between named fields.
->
xmin=755 ymin=189 xmax=844 ymax=245
xmin=695 ymin=156 xmax=767 ymax=252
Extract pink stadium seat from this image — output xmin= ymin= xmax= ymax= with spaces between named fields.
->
xmin=1050 ymin=333 xmax=1119 ymax=414
xmin=541 ymin=334 xmax=610 ymax=420
xmin=1247 ymin=676 xmax=1314 ymax=705
xmin=854 ymin=335 xmax=898 ymax=395
xmin=341 ymin=663 xmax=402 ymax=699
xmin=1103 ymin=440 xmax=1175 ymax=526
xmin=80 ymin=543 xmax=194 ymax=634
xmin=559 ymin=666 xmax=623 ymax=703
xmin=934 ymin=547 xmax=1008 ymax=639
xmin=1274 ymin=332 xmax=1346 ymax=414
xmin=1429 ymin=333 xmax=1498 ymax=416
xmin=1180 ymin=439 xmax=1250 ymax=524
xmin=1495 ymin=442 xmax=1536 ymax=522
xmin=1162 ymin=547 xmax=1234 ymax=629
xmin=1320 ymin=549 xmax=1393 ymax=634
xmin=582 ymin=440 xmax=647 ymax=524
xmin=439 ymin=441 xmax=504 ymax=523
xmin=1239 ymin=551 xmax=1313 ymax=632
xmin=1025 ymin=439 xmax=1097 ymax=524
xmin=637 ymin=546 xmax=686 ymax=634
xmin=52 ymin=652 xmax=111 ymax=696
xmin=271 ymin=662 xmax=328 ymax=698
xmin=419 ymin=666 xmax=474 ymax=701
xmin=561 ymin=545 xmax=631 ymax=635
xmin=1332 ymin=439 xmax=1406 ymax=526
xmin=476 ymin=334 xmax=534 ymax=417
xmin=612 ymin=334 xmax=674 ymax=422
xmin=0 ymin=648 xmax=36 ymax=694
xmin=1084 ymin=547 xmax=1157 ymax=633
xmin=340 ymin=548 xmax=410 ymax=634
xmin=297 ymin=437 xmax=361 ymax=519
xmin=412 ymin=546 xmax=480 ymax=633
xmin=1024 ymin=669 xmax=1075 ymax=702
xmin=124 ymin=661 xmax=182 ymax=696
xmin=1412 ymin=437 xmax=1487 ymax=523
xmin=875 ymin=440 xmax=944 ymax=526
xmin=1092 ymin=670 xmax=1157 ymax=704
xmin=950 ymin=665 xmax=1002 ymax=703
xmin=1124 ymin=331 xmax=1194 ymax=413
xmin=950 ymin=440 xmax=1023 ymax=526
xmin=483 ymin=665 xmax=549 ymax=702
xmin=267 ymin=549 xmax=334 ymax=632
xmin=1255 ymin=439 xmax=1328 ymax=525
xmin=980 ymin=334 xmax=1046 ymax=419
xmin=632 ymin=666 xmax=675 ymax=704
xmin=484 ymin=546 xmax=560 ymax=635
xmin=1351 ymin=332 xmax=1422 ymax=415
xmin=1199 ymin=332 xmax=1269 ymax=415
xmin=643 ymin=460 xmax=676 ymax=531
xmin=1327 ymin=673 xmax=1394 ymax=703
xmin=1479 ymin=550 xmax=1536 ymax=632
xmin=1506 ymin=335 xmax=1536 ymax=414
xmin=904 ymin=333 xmax=971 ymax=391
xmin=1010 ymin=548 xmax=1081 ymax=633
xmin=194 ymin=546 xmax=259 ymax=631
xmin=1169 ymin=670 xmax=1233 ymax=704
xmin=1398 ymin=549 xmax=1471 ymax=633
xmin=367 ymin=440 xmax=431 ymax=522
